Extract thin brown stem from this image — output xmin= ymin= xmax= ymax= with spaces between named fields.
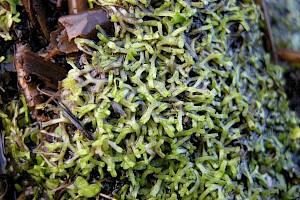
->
xmin=68 ymin=0 xmax=88 ymax=15
xmin=33 ymin=0 xmax=50 ymax=41
xmin=255 ymin=0 xmax=278 ymax=64
xmin=277 ymin=49 xmax=300 ymax=63
xmin=99 ymin=193 xmax=117 ymax=200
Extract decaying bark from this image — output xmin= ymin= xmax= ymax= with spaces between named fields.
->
xmin=14 ymin=44 xmax=67 ymax=121
xmin=14 ymin=44 xmax=43 ymax=109
xmin=21 ymin=0 xmax=50 ymax=41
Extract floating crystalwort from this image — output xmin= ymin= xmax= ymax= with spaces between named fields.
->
xmin=0 ymin=0 xmax=300 ymax=199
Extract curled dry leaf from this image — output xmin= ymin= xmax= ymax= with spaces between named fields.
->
xmin=46 ymin=8 xmax=113 ymax=59
xmin=46 ymin=27 xmax=79 ymax=60
xmin=58 ymin=8 xmax=113 ymax=41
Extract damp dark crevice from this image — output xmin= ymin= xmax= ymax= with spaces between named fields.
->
xmin=284 ymin=69 xmax=300 ymax=117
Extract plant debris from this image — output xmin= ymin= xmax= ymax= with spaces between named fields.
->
xmin=58 ymin=8 xmax=112 ymax=41
xmin=21 ymin=0 xmax=50 ymax=41
xmin=0 ymin=0 xmax=300 ymax=199
xmin=46 ymin=8 xmax=113 ymax=60
xmin=277 ymin=49 xmax=300 ymax=63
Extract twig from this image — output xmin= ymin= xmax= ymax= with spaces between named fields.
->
xmin=38 ymin=87 xmax=94 ymax=140
xmin=0 ymin=179 xmax=8 ymax=199
xmin=277 ymin=49 xmax=300 ymax=63
xmin=0 ymin=132 xmax=7 ymax=174
xmin=255 ymin=0 xmax=278 ymax=64
xmin=99 ymin=193 xmax=117 ymax=200
xmin=68 ymin=0 xmax=88 ymax=15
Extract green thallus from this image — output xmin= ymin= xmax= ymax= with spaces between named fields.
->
xmin=0 ymin=0 xmax=300 ymax=199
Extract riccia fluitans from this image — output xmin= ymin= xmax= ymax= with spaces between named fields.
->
xmin=0 ymin=0 xmax=21 ymax=41
xmin=1 ymin=0 xmax=300 ymax=199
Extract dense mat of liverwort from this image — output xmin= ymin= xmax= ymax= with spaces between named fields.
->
xmin=1 ymin=0 xmax=300 ymax=199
